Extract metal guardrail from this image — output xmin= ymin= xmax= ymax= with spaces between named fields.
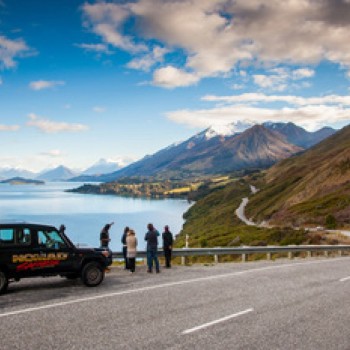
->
xmin=112 ymin=245 xmax=350 ymax=263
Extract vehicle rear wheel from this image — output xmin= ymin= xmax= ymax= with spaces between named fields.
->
xmin=81 ymin=262 xmax=104 ymax=287
xmin=0 ymin=270 xmax=8 ymax=294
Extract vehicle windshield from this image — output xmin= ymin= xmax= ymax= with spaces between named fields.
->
xmin=38 ymin=229 xmax=67 ymax=249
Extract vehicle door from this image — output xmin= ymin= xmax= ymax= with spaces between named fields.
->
xmin=0 ymin=226 xmax=36 ymax=278
xmin=30 ymin=228 xmax=75 ymax=275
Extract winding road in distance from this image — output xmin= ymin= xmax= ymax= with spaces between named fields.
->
xmin=235 ymin=184 xmax=259 ymax=226
xmin=235 ymin=185 xmax=350 ymax=237
xmin=1 ymin=258 xmax=350 ymax=349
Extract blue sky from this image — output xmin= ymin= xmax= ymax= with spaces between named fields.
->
xmin=1 ymin=0 xmax=350 ymax=172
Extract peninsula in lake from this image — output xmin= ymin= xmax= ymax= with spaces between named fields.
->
xmin=0 ymin=177 xmax=45 ymax=185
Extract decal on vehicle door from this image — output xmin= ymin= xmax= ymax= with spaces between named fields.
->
xmin=12 ymin=253 xmax=68 ymax=271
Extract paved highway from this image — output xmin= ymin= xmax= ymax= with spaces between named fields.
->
xmin=1 ymin=257 xmax=350 ymax=349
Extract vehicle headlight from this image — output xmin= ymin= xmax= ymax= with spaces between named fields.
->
xmin=102 ymin=250 xmax=110 ymax=257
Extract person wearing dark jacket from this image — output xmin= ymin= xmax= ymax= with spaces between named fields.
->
xmin=144 ymin=223 xmax=160 ymax=273
xmin=121 ymin=226 xmax=130 ymax=269
xmin=100 ymin=222 xmax=114 ymax=248
xmin=162 ymin=225 xmax=173 ymax=268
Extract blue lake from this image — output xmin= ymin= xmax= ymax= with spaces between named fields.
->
xmin=0 ymin=182 xmax=190 ymax=251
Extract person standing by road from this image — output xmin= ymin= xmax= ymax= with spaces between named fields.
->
xmin=121 ymin=226 xmax=129 ymax=270
xmin=162 ymin=225 xmax=173 ymax=268
xmin=100 ymin=222 xmax=114 ymax=248
xmin=145 ymin=223 xmax=160 ymax=273
xmin=126 ymin=229 xmax=137 ymax=274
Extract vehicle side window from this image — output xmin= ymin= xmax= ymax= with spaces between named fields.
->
xmin=16 ymin=228 xmax=31 ymax=245
xmin=0 ymin=228 xmax=15 ymax=245
xmin=38 ymin=229 xmax=67 ymax=249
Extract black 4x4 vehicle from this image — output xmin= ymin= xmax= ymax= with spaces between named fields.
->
xmin=0 ymin=222 xmax=113 ymax=294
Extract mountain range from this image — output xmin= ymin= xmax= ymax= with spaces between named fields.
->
xmin=0 ymin=122 xmax=337 ymax=182
xmin=75 ymin=122 xmax=336 ymax=181
xmin=0 ymin=158 xmax=122 ymax=182
xmin=0 ymin=168 xmax=36 ymax=180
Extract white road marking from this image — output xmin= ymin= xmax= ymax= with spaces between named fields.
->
xmin=0 ymin=257 xmax=349 ymax=318
xmin=182 ymin=308 xmax=254 ymax=334
xmin=339 ymin=276 xmax=350 ymax=282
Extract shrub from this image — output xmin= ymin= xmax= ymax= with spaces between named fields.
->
xmin=325 ymin=214 xmax=337 ymax=229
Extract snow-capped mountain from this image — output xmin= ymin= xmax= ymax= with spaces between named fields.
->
xmin=202 ymin=120 xmax=255 ymax=140
xmin=36 ymin=166 xmax=79 ymax=181
xmin=0 ymin=167 xmax=37 ymax=180
xmin=82 ymin=158 xmax=122 ymax=176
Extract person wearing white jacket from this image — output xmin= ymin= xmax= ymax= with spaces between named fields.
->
xmin=126 ymin=229 xmax=137 ymax=273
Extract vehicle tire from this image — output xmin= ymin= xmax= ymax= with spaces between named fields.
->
xmin=0 ymin=270 xmax=8 ymax=294
xmin=81 ymin=262 xmax=105 ymax=287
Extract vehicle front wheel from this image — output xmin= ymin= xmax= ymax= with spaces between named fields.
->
xmin=0 ymin=270 xmax=8 ymax=294
xmin=81 ymin=262 xmax=105 ymax=287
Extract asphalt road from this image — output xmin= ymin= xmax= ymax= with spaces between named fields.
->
xmin=1 ymin=257 xmax=350 ymax=349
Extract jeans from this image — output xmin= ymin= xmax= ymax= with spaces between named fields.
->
xmin=123 ymin=246 xmax=129 ymax=269
xmin=147 ymin=249 xmax=159 ymax=272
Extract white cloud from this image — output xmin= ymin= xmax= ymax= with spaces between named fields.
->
xmin=127 ymin=46 xmax=169 ymax=71
xmin=0 ymin=35 xmax=31 ymax=69
xmin=82 ymin=2 xmax=147 ymax=53
xmin=26 ymin=113 xmax=88 ymax=133
xmin=82 ymin=0 xmax=350 ymax=87
xmin=202 ymin=93 xmax=350 ymax=106
xmin=167 ymin=104 xmax=350 ymax=131
xmin=231 ymin=84 xmax=244 ymax=90
xmin=40 ymin=149 xmax=63 ymax=158
xmin=76 ymin=43 xmax=112 ymax=54
xmin=110 ymin=155 xmax=138 ymax=167
xmin=153 ymin=66 xmax=199 ymax=88
xmin=29 ymin=80 xmax=65 ymax=91
xmin=0 ymin=124 xmax=20 ymax=131
xmin=93 ymin=106 xmax=106 ymax=113
xmin=167 ymin=92 xmax=350 ymax=131
xmin=292 ymin=68 xmax=315 ymax=80
xmin=253 ymin=68 xmax=314 ymax=91
xmin=253 ymin=74 xmax=288 ymax=92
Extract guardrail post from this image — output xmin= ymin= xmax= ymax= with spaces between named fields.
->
xmin=307 ymin=251 xmax=312 ymax=258
xmin=324 ymin=251 xmax=329 ymax=257
xmin=288 ymin=251 xmax=293 ymax=260
xmin=339 ymin=250 xmax=343 ymax=257
xmin=242 ymin=253 xmax=247 ymax=262
xmin=214 ymin=254 xmax=219 ymax=264
xmin=181 ymin=235 xmax=190 ymax=265
xmin=267 ymin=252 xmax=271 ymax=260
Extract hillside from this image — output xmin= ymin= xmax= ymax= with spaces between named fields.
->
xmin=245 ymin=124 xmax=350 ymax=228
xmin=175 ymin=177 xmax=316 ymax=249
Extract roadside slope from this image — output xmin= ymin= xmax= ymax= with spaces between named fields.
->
xmin=246 ymin=124 xmax=350 ymax=228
